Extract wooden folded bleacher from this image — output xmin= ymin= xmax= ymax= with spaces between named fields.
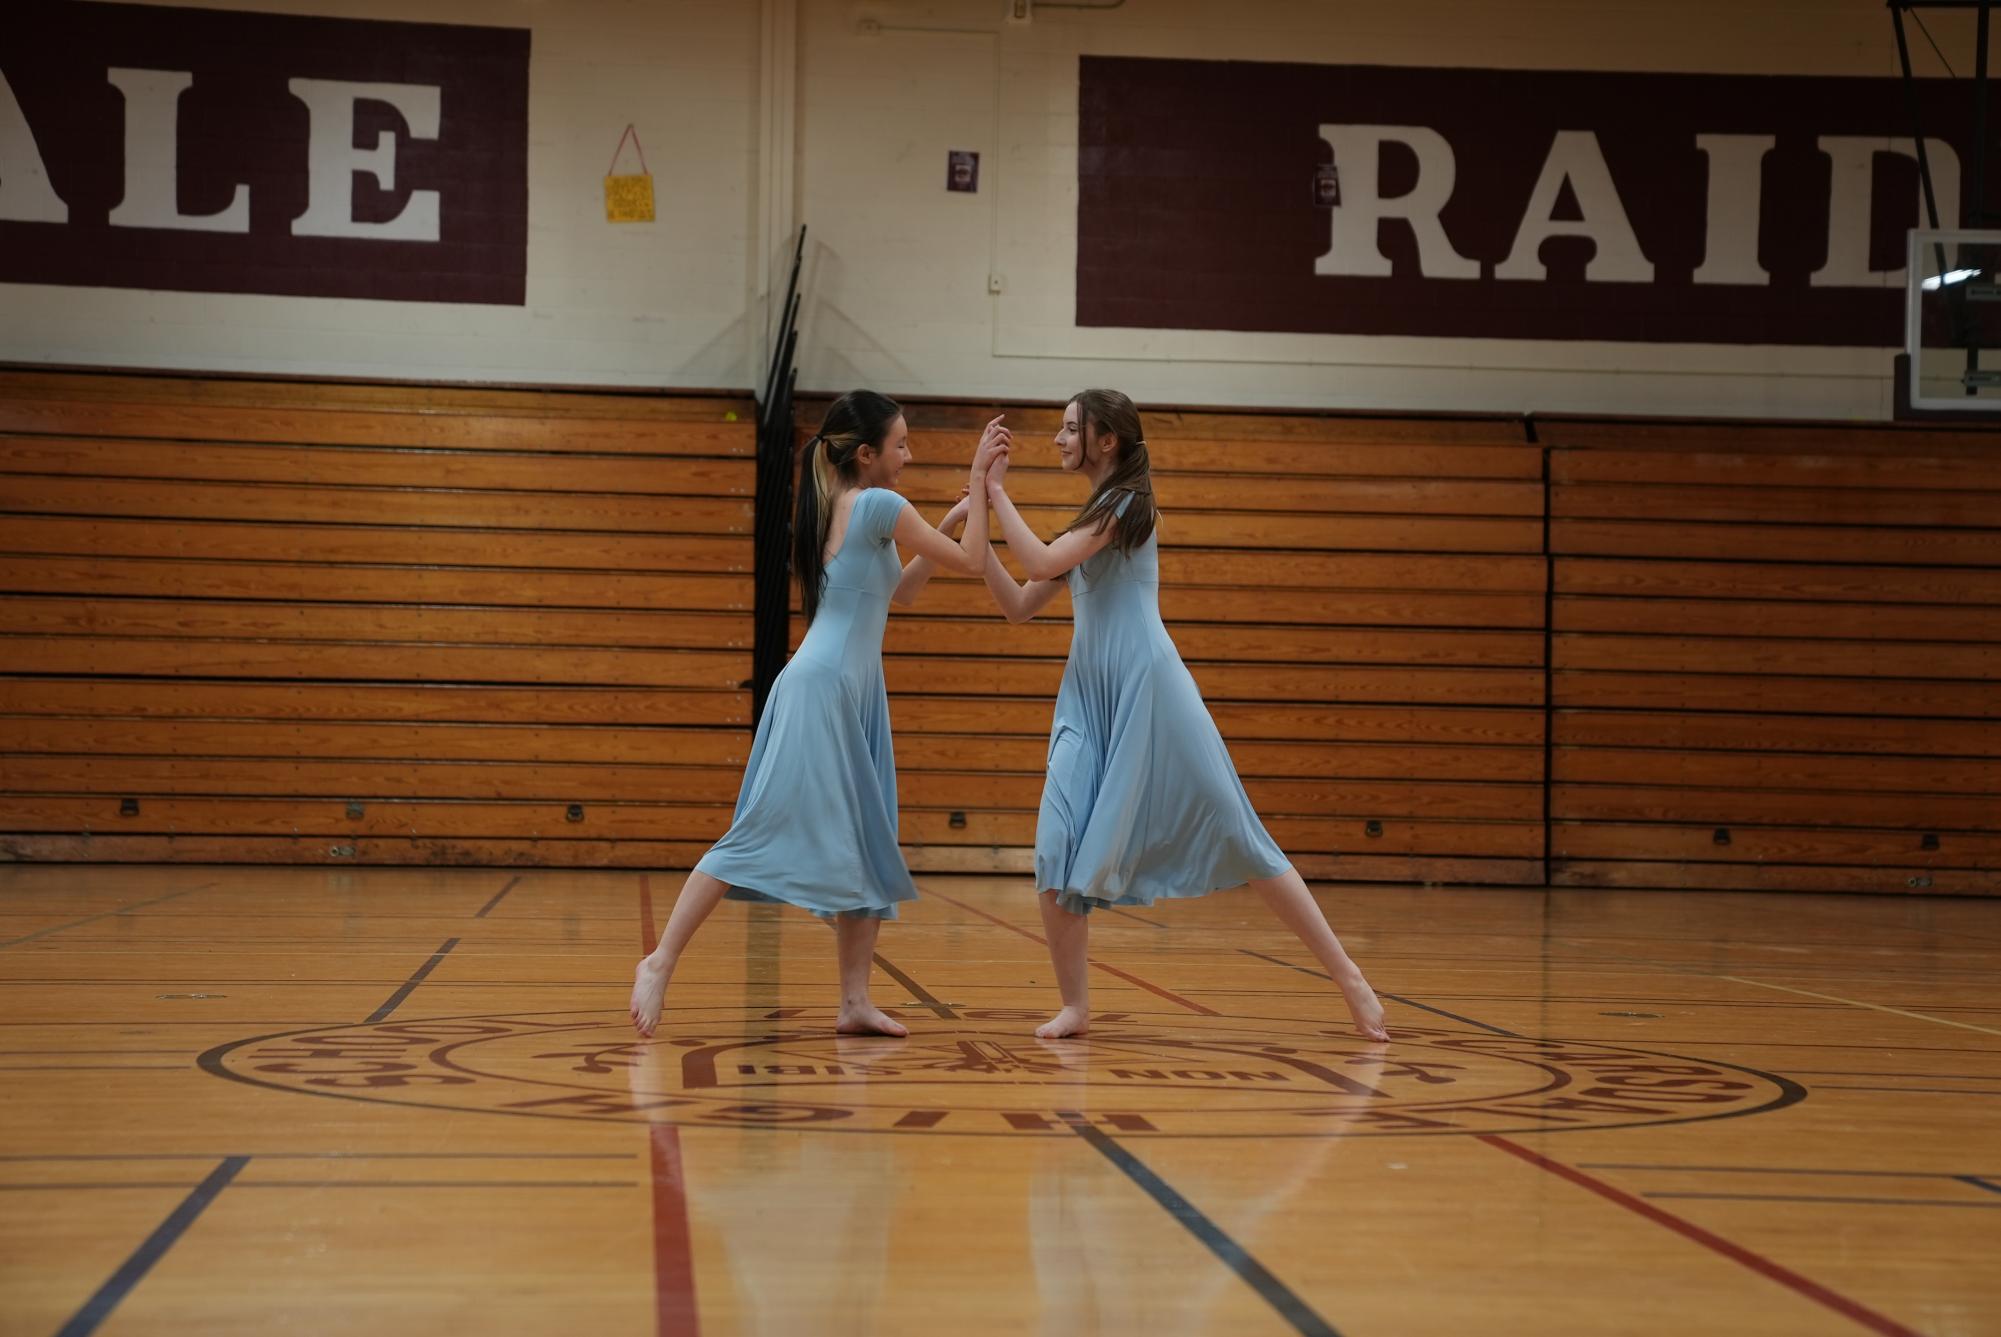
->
xmin=0 ymin=370 xmax=756 ymax=865
xmin=10 ymin=371 xmax=1996 ymax=895
xmin=1544 ymin=418 xmax=2001 ymax=894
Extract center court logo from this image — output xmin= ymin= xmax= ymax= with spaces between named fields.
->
xmin=200 ymin=1008 xmax=1804 ymax=1137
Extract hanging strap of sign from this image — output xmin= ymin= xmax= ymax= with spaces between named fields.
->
xmin=604 ymin=123 xmax=656 ymax=223
xmin=608 ymin=123 xmax=650 ymax=177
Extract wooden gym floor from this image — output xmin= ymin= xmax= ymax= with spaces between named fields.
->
xmin=0 ymin=865 xmax=1996 ymax=1337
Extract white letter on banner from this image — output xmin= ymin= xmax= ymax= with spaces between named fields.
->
xmin=289 ymin=78 xmax=442 ymax=241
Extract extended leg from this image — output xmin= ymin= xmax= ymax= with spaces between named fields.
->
xmin=630 ymin=869 xmax=731 ymax=1037
xmin=1249 ymin=866 xmax=1389 ymax=1041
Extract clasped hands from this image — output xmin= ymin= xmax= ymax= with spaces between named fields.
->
xmin=940 ymin=414 xmax=1015 ymax=533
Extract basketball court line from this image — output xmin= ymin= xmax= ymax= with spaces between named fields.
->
xmin=867 ymin=905 xmax=1346 ymax=1336
xmin=1235 ymin=948 xmax=1516 ymax=1035
xmin=1640 ymin=1192 xmax=2001 ymax=1210
xmin=6 ymin=1180 xmax=640 ymax=1191
xmin=0 ymin=884 xmax=215 ymax=950
xmin=925 ymin=889 xmax=1218 ymax=1014
xmin=1101 ymin=905 xmax=1170 ymax=930
xmin=1580 ymin=1163 xmax=2001 ymax=1180
xmin=1540 ymin=937 xmax=2001 ymax=1040
xmin=1717 ymin=975 xmax=2001 ymax=1039
xmin=1474 ymin=1137 xmax=1923 ymax=1337
xmin=1813 ymin=1084 xmax=2001 ymax=1096
xmin=1236 ymin=948 xmax=1927 ymax=1337
xmin=53 ymin=1155 xmax=247 ymax=1337
xmin=0 ymin=1064 xmax=184 ymax=1070
xmin=0 ymin=1152 xmax=637 ymax=1162
xmin=1070 ymin=1122 xmax=1343 ymax=1337
xmin=472 ymin=874 xmax=523 ymax=919
xmin=868 ymin=953 xmax=958 ymax=1018
xmin=363 ymin=937 xmax=460 ymax=1023
xmin=636 ymin=878 xmax=701 ymax=1337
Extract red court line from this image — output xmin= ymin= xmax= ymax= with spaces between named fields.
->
xmin=1477 ymin=1135 xmax=1920 ymax=1337
xmin=639 ymin=874 xmax=659 ymax=955
xmin=649 ymin=1126 xmax=701 ymax=1337
xmin=927 ymin=890 xmax=1218 ymax=1016
xmin=638 ymin=875 xmax=696 ymax=1336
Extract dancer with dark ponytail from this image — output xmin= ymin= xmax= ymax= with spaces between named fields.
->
xmin=977 ymin=390 xmax=1388 ymax=1042
xmin=631 ymin=392 xmax=1007 ymax=1038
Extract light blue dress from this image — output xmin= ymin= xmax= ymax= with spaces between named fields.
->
xmin=1036 ymin=508 xmax=1291 ymax=915
xmin=695 ymin=487 xmax=919 ymax=919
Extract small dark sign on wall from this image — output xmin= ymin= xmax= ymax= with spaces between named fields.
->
xmin=948 ymin=150 xmax=980 ymax=193
xmin=0 ymin=1 xmax=531 ymax=305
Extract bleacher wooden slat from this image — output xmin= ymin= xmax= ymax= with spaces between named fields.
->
xmin=3 ymin=516 xmax=752 ymax=573
xmin=0 ymin=398 xmax=750 ymax=455
xmin=0 ymin=680 xmax=750 ymax=726
xmin=1548 ymin=415 xmax=2001 ymax=894
xmin=0 ymin=372 xmax=756 ymax=864
xmin=0 ymin=436 xmax=754 ymax=496
xmin=0 ymin=557 xmax=752 ymax=611
xmin=0 ymin=599 xmax=752 ymax=649
xmin=0 ymin=476 xmax=754 ymax=534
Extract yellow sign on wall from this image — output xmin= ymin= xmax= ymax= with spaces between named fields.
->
xmin=604 ymin=124 xmax=654 ymax=224
xmin=605 ymin=173 xmax=654 ymax=223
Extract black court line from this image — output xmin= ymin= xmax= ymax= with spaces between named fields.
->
xmin=0 ymin=1152 xmax=635 ymax=1163
xmin=0 ymin=1064 xmax=185 ymax=1071
xmin=0 ymin=885 xmax=212 ymax=950
xmin=1785 ymin=1069 xmax=2001 ymax=1080
xmin=7 ymin=1180 xmax=638 ymax=1192
xmin=870 ymin=940 xmax=1335 ymax=1330
xmin=1102 ymin=905 xmax=1170 ymax=930
xmin=1645 ymin=1191 xmax=2001 ymax=1210
xmin=472 ymin=875 xmax=523 ymax=919
xmin=870 ymin=953 xmax=957 ymax=1019
xmin=1581 ymin=1163 xmax=2001 ymax=1180
xmin=1960 ymin=1176 xmax=2001 ymax=1196
xmin=1815 ymin=1084 xmax=2001 ymax=1096
xmin=0 ymin=1049 xmax=188 ymax=1056
xmin=1236 ymin=949 xmax=1520 ymax=1037
xmin=55 ymin=1155 xmax=247 ymax=1337
xmin=1071 ymin=1123 xmax=1341 ymax=1337
xmin=364 ymin=937 xmax=460 ymax=1024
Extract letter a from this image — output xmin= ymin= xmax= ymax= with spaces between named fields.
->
xmin=1497 ymin=130 xmax=1653 ymax=282
xmin=0 ymin=70 xmax=67 ymax=222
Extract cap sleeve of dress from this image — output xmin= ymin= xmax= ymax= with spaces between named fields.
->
xmin=865 ymin=488 xmax=908 ymax=545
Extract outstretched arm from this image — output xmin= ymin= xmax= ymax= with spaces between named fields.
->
xmin=985 ymin=448 xmax=1118 ymax=582
xmin=892 ymin=491 xmax=972 ymax=606
xmin=980 ymin=546 xmax=1066 ymax=623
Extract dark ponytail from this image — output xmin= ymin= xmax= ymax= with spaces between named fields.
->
xmin=793 ymin=390 xmax=903 ymax=623
xmin=1063 ymin=388 xmax=1156 ymax=554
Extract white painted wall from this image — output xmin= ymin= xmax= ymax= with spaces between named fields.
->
xmin=2 ymin=0 xmax=1989 ymax=417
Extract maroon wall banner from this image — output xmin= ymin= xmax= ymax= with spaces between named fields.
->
xmin=1077 ymin=57 xmax=1999 ymax=346
xmin=0 ymin=1 xmax=529 ymax=305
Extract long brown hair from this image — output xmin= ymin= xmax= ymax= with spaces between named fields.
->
xmin=794 ymin=390 xmax=901 ymax=624
xmin=1062 ymin=388 xmax=1156 ymax=554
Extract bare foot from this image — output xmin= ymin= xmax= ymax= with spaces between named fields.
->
xmin=835 ymin=1003 xmax=909 ymax=1038
xmin=630 ymin=954 xmax=670 ymax=1038
xmin=1337 ymin=973 xmax=1389 ymax=1042
xmin=1035 ymin=1006 xmax=1091 ymax=1039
